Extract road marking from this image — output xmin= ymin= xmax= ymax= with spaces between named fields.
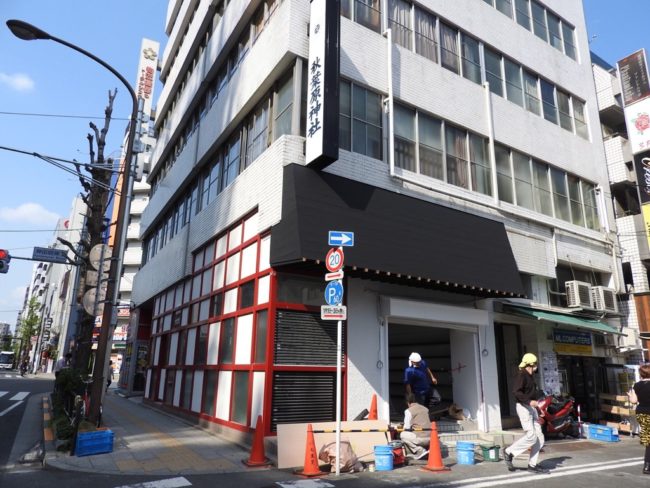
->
xmin=276 ymin=481 xmax=335 ymax=488
xmin=113 ymin=476 xmax=192 ymax=488
xmin=412 ymin=456 xmax=645 ymax=488
xmin=10 ymin=392 xmax=29 ymax=401
xmin=0 ymin=400 xmax=23 ymax=417
xmin=0 ymin=391 xmax=7 ymax=398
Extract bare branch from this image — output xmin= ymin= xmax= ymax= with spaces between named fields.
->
xmin=86 ymin=133 xmax=95 ymax=166
xmin=57 ymin=237 xmax=87 ymax=263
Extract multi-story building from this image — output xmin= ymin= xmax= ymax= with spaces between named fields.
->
xmin=112 ymin=38 xmax=161 ymax=395
xmin=18 ymin=198 xmax=86 ymax=372
xmin=593 ymin=51 xmax=650 ymax=362
xmin=132 ymin=0 xmax=628 ymax=441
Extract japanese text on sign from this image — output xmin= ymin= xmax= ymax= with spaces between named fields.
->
xmin=308 ymin=56 xmax=323 ymax=138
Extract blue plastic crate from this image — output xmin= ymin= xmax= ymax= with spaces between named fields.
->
xmin=588 ymin=424 xmax=619 ymax=442
xmin=75 ymin=429 xmax=114 ymax=457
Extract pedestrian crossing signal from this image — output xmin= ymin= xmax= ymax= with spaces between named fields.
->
xmin=0 ymin=249 xmax=11 ymax=274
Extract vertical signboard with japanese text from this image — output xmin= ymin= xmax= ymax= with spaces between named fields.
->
xmin=136 ymin=38 xmax=160 ymax=118
xmin=618 ymin=50 xmax=650 ymax=155
xmin=305 ymin=0 xmax=340 ymax=170
xmin=619 ymin=50 xmax=650 ymax=249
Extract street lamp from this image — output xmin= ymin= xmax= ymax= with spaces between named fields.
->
xmin=7 ymin=19 xmax=138 ymax=424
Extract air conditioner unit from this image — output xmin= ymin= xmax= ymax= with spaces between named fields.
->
xmin=565 ymin=280 xmax=594 ymax=308
xmin=592 ymin=286 xmax=619 ymax=313
xmin=594 ymin=334 xmax=616 ymax=346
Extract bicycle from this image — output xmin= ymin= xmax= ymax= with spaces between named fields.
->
xmin=75 ymin=378 xmax=102 ymax=428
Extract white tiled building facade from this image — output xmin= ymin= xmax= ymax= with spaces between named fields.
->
xmin=132 ymin=0 xmax=629 ymax=440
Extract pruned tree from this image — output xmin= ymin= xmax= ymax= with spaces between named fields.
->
xmin=59 ymin=88 xmax=120 ymax=374
xmin=19 ymin=297 xmax=41 ymax=357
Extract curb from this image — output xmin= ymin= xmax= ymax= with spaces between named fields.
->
xmin=42 ymin=394 xmax=64 ymax=470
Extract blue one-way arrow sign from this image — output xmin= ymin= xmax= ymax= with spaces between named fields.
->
xmin=328 ymin=231 xmax=354 ymax=247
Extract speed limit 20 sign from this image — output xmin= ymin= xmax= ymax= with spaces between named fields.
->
xmin=325 ymin=247 xmax=344 ymax=273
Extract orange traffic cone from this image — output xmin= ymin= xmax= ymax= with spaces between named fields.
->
xmin=368 ymin=394 xmax=378 ymax=420
xmin=243 ymin=415 xmax=272 ymax=467
xmin=294 ymin=424 xmax=326 ymax=477
xmin=422 ymin=421 xmax=450 ymax=472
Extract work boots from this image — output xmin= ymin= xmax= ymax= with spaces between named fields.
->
xmin=643 ymin=462 xmax=650 ymax=474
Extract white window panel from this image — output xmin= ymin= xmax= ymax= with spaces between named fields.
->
xmin=191 ymin=370 xmax=204 ymax=413
xmin=173 ymin=370 xmax=182 ymax=406
xmin=216 ymin=371 xmax=232 ymax=420
xmin=241 ymin=244 xmax=257 ymax=279
xmin=169 ymin=332 xmax=179 ymax=366
xmin=257 ymin=275 xmax=270 ymax=304
xmin=153 ymin=337 xmax=161 ymax=366
xmin=226 ymin=253 xmax=241 ymax=284
xmin=216 ymin=235 xmax=228 ymax=259
xmin=243 ymin=213 xmax=258 ymax=242
xmin=229 ymin=223 xmax=243 ymax=250
xmin=235 ymin=314 xmax=253 ymax=364
xmin=259 ymin=235 xmax=271 ymax=271
xmin=249 ymin=372 xmax=265 ymax=427
xmin=186 ymin=328 xmax=196 ymax=364
xmin=213 ymin=261 xmax=225 ymax=290
xmin=224 ymin=288 xmax=238 ymax=314
xmin=208 ymin=322 xmax=221 ymax=364
xmin=158 ymin=369 xmax=166 ymax=400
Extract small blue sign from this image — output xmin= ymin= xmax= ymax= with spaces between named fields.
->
xmin=328 ymin=230 xmax=354 ymax=247
xmin=324 ymin=280 xmax=344 ymax=306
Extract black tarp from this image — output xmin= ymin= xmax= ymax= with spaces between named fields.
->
xmin=270 ymin=164 xmax=525 ymax=297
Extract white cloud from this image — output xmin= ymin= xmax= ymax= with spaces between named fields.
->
xmin=0 ymin=72 xmax=35 ymax=91
xmin=0 ymin=203 xmax=60 ymax=225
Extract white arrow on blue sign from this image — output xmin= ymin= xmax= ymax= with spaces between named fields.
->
xmin=328 ymin=230 xmax=354 ymax=247
xmin=324 ymin=280 xmax=344 ymax=306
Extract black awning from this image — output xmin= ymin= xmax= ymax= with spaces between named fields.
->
xmin=270 ymin=164 xmax=525 ymax=297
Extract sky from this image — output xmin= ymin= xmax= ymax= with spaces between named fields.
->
xmin=0 ymin=0 xmax=167 ymax=330
xmin=0 ymin=0 xmax=648 ymax=331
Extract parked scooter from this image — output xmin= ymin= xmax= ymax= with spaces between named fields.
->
xmin=537 ymin=392 xmax=580 ymax=437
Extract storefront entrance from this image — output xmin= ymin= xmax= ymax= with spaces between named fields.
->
xmin=556 ymin=355 xmax=606 ymax=421
xmin=387 ymin=323 xmax=451 ymax=422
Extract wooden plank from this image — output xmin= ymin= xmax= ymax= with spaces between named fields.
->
xmin=599 ymin=393 xmax=628 ymax=402
xmin=276 ymin=420 xmax=389 ymax=469
xmin=600 ymin=404 xmax=631 ymax=416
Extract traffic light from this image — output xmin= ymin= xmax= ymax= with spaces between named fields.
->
xmin=0 ymin=249 xmax=11 ymax=274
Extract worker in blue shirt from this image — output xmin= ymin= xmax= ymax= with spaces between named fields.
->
xmin=404 ymin=352 xmax=437 ymax=409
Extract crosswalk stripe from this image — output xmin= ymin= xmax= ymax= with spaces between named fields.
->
xmin=10 ymin=392 xmax=29 ymax=401
xmin=0 ymin=391 xmax=8 ymax=398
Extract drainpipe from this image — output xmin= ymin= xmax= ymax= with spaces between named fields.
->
xmin=484 ymin=82 xmax=499 ymax=206
xmin=384 ymin=27 xmax=395 ymax=178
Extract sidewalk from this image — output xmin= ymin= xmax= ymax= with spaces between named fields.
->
xmin=42 ymin=388 xmax=261 ymax=475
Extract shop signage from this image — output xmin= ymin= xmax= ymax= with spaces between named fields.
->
xmin=617 ymin=49 xmax=650 ymax=107
xmin=624 ymin=97 xmax=650 ymax=155
xmin=305 ymin=0 xmax=340 ymax=170
xmin=553 ymin=329 xmax=593 ymax=356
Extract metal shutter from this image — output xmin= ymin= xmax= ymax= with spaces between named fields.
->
xmin=271 ymin=372 xmax=335 ymax=431
xmin=274 ymin=310 xmax=345 ymax=365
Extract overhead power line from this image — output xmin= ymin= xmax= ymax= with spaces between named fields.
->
xmin=0 ymin=110 xmax=130 ymax=121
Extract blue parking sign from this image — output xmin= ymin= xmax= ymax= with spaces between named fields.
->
xmin=324 ymin=280 xmax=344 ymax=306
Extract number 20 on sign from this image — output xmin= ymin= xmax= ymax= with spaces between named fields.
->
xmin=325 ymin=247 xmax=344 ymax=273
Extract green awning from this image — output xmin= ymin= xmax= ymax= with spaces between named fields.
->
xmin=504 ymin=305 xmax=623 ymax=335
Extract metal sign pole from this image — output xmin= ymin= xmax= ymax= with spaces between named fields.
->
xmin=336 ymin=318 xmax=342 ymax=476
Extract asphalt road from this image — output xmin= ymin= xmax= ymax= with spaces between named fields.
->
xmin=1 ymin=372 xmax=648 ymax=488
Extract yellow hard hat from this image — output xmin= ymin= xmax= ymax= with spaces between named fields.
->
xmin=518 ymin=353 xmax=538 ymax=368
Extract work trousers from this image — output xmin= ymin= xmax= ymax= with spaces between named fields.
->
xmin=507 ymin=402 xmax=545 ymax=466
xmin=400 ymin=431 xmax=429 ymax=455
